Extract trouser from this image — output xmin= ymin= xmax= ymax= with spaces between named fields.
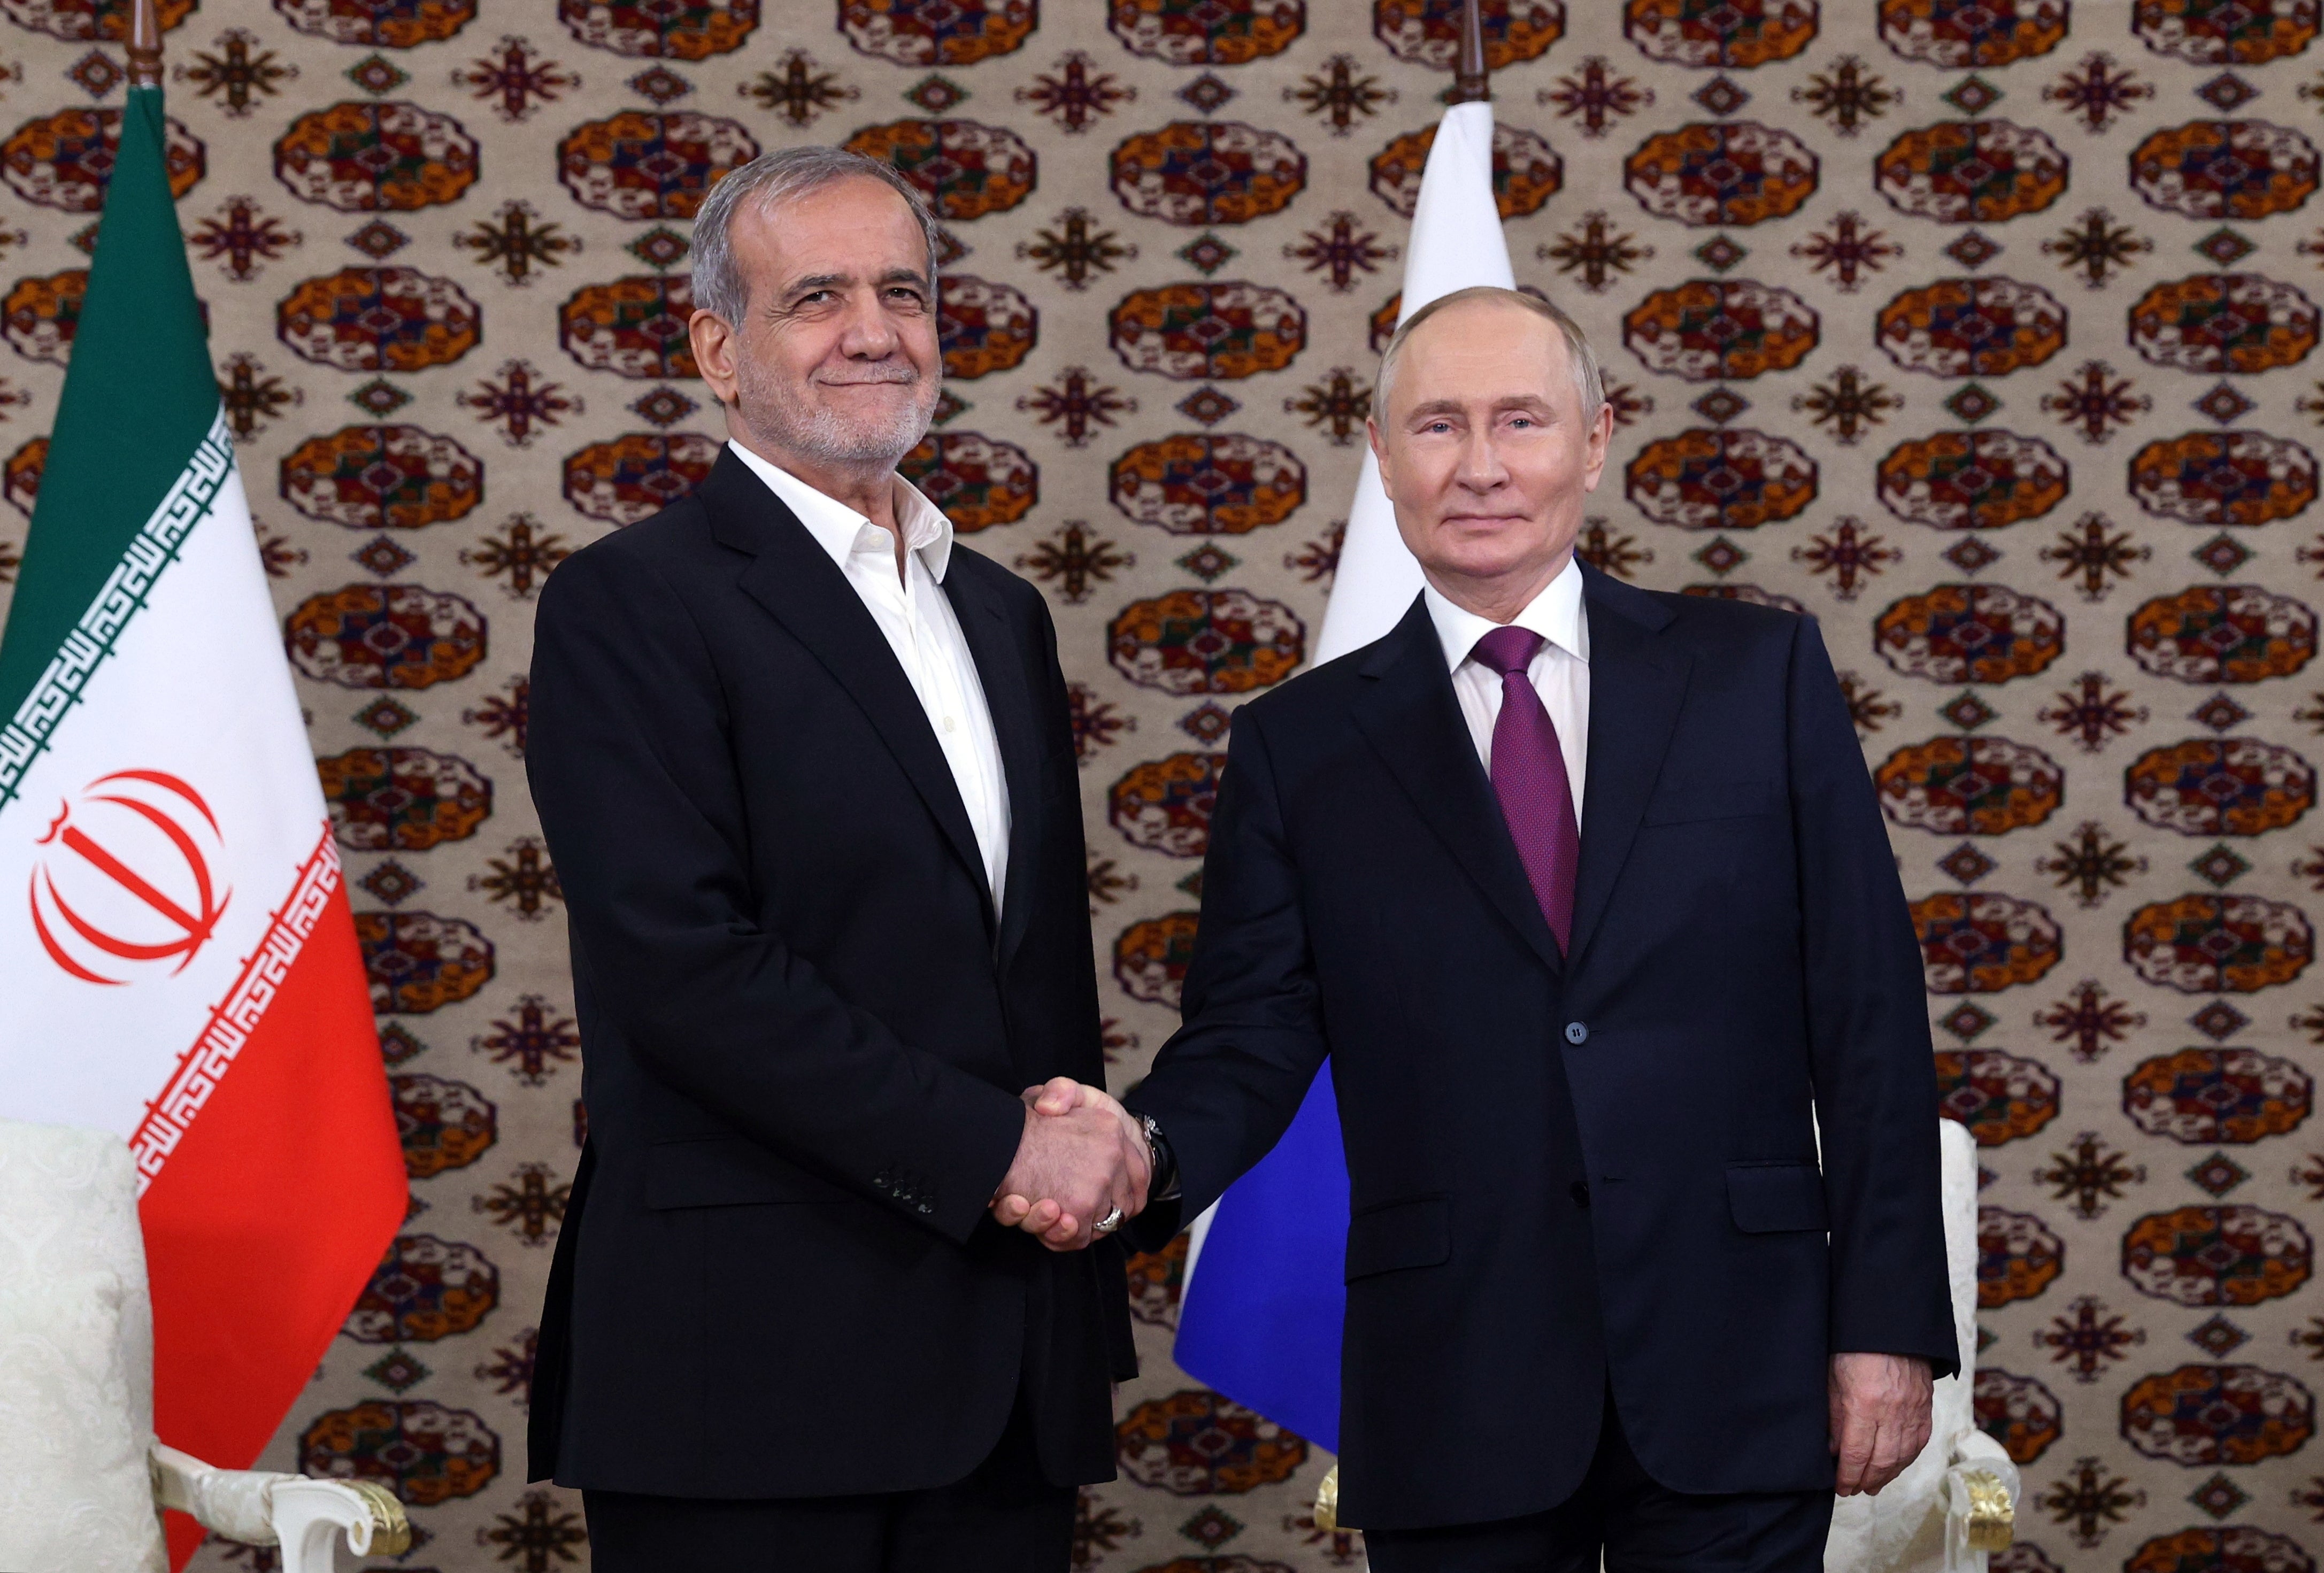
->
xmin=581 ymin=1393 xmax=1075 ymax=1572
xmin=1364 ymin=1387 xmax=1835 ymax=1573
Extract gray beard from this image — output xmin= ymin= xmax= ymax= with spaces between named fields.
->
xmin=736 ymin=355 xmax=938 ymax=472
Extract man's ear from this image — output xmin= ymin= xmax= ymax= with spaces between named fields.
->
xmin=1366 ymin=416 xmax=1391 ymax=493
xmin=1580 ymin=400 xmax=1615 ymax=492
xmin=689 ymin=310 xmax=740 ymax=407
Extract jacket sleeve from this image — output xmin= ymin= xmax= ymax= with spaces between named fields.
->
xmin=1787 ymin=614 xmax=1960 ymax=1379
xmin=1125 ymin=701 xmax=1332 ymax=1249
xmin=527 ymin=542 xmax=1027 ymax=1245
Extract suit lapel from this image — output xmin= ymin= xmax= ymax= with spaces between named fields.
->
xmin=706 ymin=453 xmax=996 ymax=937
xmin=1567 ymin=567 xmax=1691 ymax=973
xmin=1354 ymin=597 xmax=1564 ymax=976
xmin=942 ymin=558 xmax=1044 ymax=968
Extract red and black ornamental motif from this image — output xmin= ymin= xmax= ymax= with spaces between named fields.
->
xmin=1874 ymin=735 xmax=2065 ymax=835
xmin=1110 ymin=434 xmax=1306 ymax=535
xmin=1621 ymin=280 xmax=1819 ymax=381
xmin=2120 ymin=1365 xmax=2316 ymax=1467
xmin=2127 ymin=430 xmax=2320 ymax=526
xmin=2124 ymin=737 xmax=2317 ymax=837
xmin=1622 ymin=0 xmax=1819 ymax=67
xmin=2127 ymin=584 xmax=2319 ymax=684
xmin=344 ymin=1233 xmax=498 ymax=1340
xmin=1912 ymin=891 xmax=2064 ymax=993
xmin=1876 ymin=430 xmax=2069 ymax=529
xmin=2123 ymin=893 xmax=2313 ymax=993
xmin=558 ymin=275 xmax=697 ymax=380
xmin=274 ymin=102 xmax=479 ymax=212
xmin=1375 ymin=0 xmax=1561 ymax=68
xmin=561 ymin=432 xmax=718 ymax=525
xmin=1113 ymin=0 xmax=1306 ymax=64
xmin=0 ymin=106 xmax=203 ymax=210
xmin=937 ymin=276 xmax=1038 ymax=380
xmin=2130 ymin=120 xmax=2321 ymax=220
xmin=299 ymin=1399 xmax=501 ymax=1505
xmin=1109 ymin=752 xmax=1225 ymax=858
xmin=2123 ymin=1047 xmax=2314 ymax=1144
xmin=389 ymin=1078 xmax=499 ymax=1180
xmin=276 ymin=267 xmax=482 ymax=373
xmin=279 ymin=424 xmax=484 ymax=530
xmin=1934 ymin=1048 xmax=2061 ymax=1145
xmin=1877 ymin=0 xmax=2070 ymax=67
xmin=1623 ymin=122 xmax=1819 ymax=228
xmin=1874 ymin=120 xmax=2069 ymax=224
xmin=2121 ymin=1205 xmax=2313 ymax=1307
xmin=557 ymin=111 xmax=758 ymax=221
xmin=2133 ymin=0 xmax=2322 ymax=65
xmin=842 ymin=0 xmax=1038 ymax=65
xmin=844 ymin=119 xmax=1037 ymax=221
xmin=355 ymin=910 xmax=496 ymax=1015
xmin=2128 ymin=273 xmax=2322 ymax=375
xmin=557 ymin=0 xmax=757 ymax=58
xmin=1625 ymin=428 xmax=1817 ymax=530
xmin=284 ymin=583 xmax=489 ymax=690
xmin=1873 ymin=583 xmax=2067 ymax=685
xmin=1110 ymin=282 xmax=1306 ymax=380
xmin=317 ymin=746 xmax=494 ymax=852
xmin=1109 ymin=589 xmax=1307 ymax=695
xmin=1112 ymin=121 xmax=1305 ymax=226
xmin=1875 ymin=277 xmax=2069 ymax=379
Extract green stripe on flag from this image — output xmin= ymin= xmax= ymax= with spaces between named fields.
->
xmin=0 ymin=84 xmax=227 ymax=760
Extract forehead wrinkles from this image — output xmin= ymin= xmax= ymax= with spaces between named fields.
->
xmin=1392 ymin=310 xmax=1567 ymax=412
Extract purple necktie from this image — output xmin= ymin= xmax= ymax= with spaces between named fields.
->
xmin=1471 ymin=626 xmax=1581 ymax=954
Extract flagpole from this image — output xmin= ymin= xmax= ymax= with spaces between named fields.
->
xmin=126 ymin=0 xmax=161 ymax=87
xmin=1451 ymin=0 xmax=1487 ymax=103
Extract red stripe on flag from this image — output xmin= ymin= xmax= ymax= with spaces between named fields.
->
xmin=137 ymin=837 xmax=403 ymax=1568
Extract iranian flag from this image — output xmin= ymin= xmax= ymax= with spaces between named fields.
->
xmin=0 ymin=55 xmax=403 ymax=1565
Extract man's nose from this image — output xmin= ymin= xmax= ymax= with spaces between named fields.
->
xmin=836 ymin=291 xmax=901 ymax=356
xmin=1457 ymin=427 xmax=1506 ymax=489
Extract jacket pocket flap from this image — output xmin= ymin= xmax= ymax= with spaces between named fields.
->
xmin=646 ymin=1137 xmax=846 ymax=1210
xmin=1343 ymin=1196 xmax=1451 ymax=1282
xmin=1726 ymin=1162 xmax=1828 ymax=1233
xmin=1642 ymin=780 xmax=1785 ymax=826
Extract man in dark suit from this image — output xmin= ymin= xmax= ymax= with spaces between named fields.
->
xmin=525 ymin=146 xmax=1150 ymax=1571
xmin=1004 ymin=287 xmax=1956 ymax=1570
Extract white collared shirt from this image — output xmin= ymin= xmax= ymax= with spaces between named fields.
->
xmin=1422 ymin=557 xmax=1590 ymax=823
xmin=726 ymin=439 xmax=1012 ymax=915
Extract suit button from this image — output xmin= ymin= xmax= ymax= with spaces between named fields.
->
xmin=1570 ymin=1181 xmax=1590 ymax=1208
xmin=1564 ymin=1021 xmax=1588 ymax=1045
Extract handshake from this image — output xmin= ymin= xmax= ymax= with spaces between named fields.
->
xmin=989 ymin=1077 xmax=1151 ymax=1251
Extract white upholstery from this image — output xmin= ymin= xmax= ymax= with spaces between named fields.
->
xmin=0 ymin=1116 xmax=406 ymax=1573
xmin=0 ymin=1118 xmax=167 ymax=1573
xmin=1825 ymin=1119 xmax=2020 ymax=1573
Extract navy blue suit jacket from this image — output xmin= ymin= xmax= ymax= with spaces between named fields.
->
xmin=526 ymin=451 xmax=1133 ymax=1499
xmin=1128 ymin=568 xmax=1956 ymax=1532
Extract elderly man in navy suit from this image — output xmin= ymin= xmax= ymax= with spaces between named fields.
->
xmin=1002 ymin=286 xmax=1956 ymax=1571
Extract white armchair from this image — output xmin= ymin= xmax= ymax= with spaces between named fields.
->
xmin=0 ymin=1116 xmax=409 ymax=1573
xmin=1825 ymin=1117 xmax=2018 ymax=1573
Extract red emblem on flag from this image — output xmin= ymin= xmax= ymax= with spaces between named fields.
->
xmin=29 ymin=769 xmax=230 ymax=985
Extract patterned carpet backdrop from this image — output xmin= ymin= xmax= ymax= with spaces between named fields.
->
xmin=9 ymin=0 xmax=2324 ymax=1567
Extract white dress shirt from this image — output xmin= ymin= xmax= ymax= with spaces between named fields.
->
xmin=726 ymin=439 xmax=1013 ymax=914
xmin=1422 ymin=556 xmax=1590 ymax=824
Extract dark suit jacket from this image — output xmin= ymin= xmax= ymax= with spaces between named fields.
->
xmin=525 ymin=448 xmax=1134 ymax=1499
xmin=1129 ymin=568 xmax=1956 ymax=1532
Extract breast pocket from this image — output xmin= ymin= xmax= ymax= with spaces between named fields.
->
xmin=1726 ymin=1161 xmax=1829 ymax=1233
xmin=1343 ymin=1195 xmax=1451 ymax=1282
xmin=1641 ymin=780 xmax=1786 ymax=827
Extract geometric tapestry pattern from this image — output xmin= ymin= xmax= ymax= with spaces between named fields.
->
xmin=0 ymin=1 xmax=2321 ymax=1568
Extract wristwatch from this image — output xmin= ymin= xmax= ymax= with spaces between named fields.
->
xmin=1135 ymin=1111 xmax=1181 ymax=1202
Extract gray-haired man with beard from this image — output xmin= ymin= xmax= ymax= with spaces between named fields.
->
xmin=524 ymin=147 xmax=1153 ymax=1571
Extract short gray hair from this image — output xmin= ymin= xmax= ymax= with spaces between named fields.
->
xmin=1372 ymin=284 xmax=1604 ymax=428
xmin=690 ymin=145 xmax=942 ymax=326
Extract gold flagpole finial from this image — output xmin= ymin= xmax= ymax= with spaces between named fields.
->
xmin=126 ymin=0 xmax=163 ymax=88
xmin=1449 ymin=0 xmax=1489 ymax=103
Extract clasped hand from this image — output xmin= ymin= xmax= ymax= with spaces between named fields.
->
xmin=989 ymin=1077 xmax=1148 ymax=1251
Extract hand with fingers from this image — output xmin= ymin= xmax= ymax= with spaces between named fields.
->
xmin=1828 ymin=1352 xmax=1934 ymax=1497
xmin=989 ymin=1077 xmax=1151 ymax=1251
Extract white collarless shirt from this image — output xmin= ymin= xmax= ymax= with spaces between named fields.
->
xmin=1422 ymin=557 xmax=1591 ymax=824
xmin=726 ymin=439 xmax=1012 ymax=915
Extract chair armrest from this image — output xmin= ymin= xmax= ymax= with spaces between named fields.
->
xmin=1940 ymin=1431 xmax=2019 ymax=1570
xmin=148 ymin=1441 xmax=411 ymax=1571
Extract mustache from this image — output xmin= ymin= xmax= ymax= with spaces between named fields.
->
xmin=815 ymin=364 xmax=920 ymax=387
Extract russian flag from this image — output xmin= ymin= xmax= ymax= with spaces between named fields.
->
xmin=1170 ymin=98 xmax=1517 ymax=1457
